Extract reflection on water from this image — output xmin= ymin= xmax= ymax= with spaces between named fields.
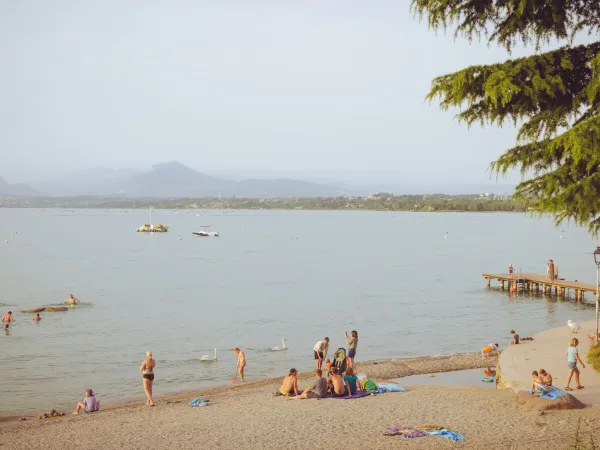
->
xmin=0 ymin=209 xmax=597 ymax=415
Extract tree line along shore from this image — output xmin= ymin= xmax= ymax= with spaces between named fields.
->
xmin=0 ymin=194 xmax=527 ymax=212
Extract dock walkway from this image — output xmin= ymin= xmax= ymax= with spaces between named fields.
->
xmin=483 ymin=273 xmax=597 ymax=302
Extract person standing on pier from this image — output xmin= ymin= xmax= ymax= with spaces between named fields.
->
xmin=509 ymin=264 xmax=514 ymax=278
xmin=547 ymin=260 xmax=555 ymax=282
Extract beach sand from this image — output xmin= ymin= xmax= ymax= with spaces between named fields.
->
xmin=2 ymin=354 xmax=599 ymax=449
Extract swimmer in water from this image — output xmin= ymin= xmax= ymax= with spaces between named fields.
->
xmin=2 ymin=311 xmax=14 ymax=323
xmin=33 ymin=313 xmax=41 ymax=322
xmin=64 ymin=294 xmax=81 ymax=306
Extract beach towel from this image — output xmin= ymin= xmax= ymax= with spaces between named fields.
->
xmin=426 ymin=429 xmax=466 ymax=441
xmin=418 ymin=426 xmax=466 ymax=441
xmin=482 ymin=377 xmax=495 ymax=383
xmin=384 ymin=427 xmax=427 ymax=438
xmin=527 ymin=386 xmax=568 ymax=400
xmin=327 ymin=391 xmax=372 ymax=400
xmin=189 ymin=397 xmax=208 ymax=407
xmin=377 ymin=384 xmax=406 ymax=393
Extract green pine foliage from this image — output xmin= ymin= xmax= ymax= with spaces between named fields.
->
xmin=412 ymin=1 xmax=600 ymax=233
xmin=588 ymin=343 xmax=600 ymax=373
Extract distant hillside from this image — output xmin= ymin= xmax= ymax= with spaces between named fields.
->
xmin=0 ymin=177 xmax=43 ymax=196
xmin=28 ymin=162 xmax=343 ymax=198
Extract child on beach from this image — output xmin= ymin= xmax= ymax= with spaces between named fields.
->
xmin=73 ymin=388 xmax=100 ymax=414
xmin=530 ymin=371 xmax=544 ymax=394
xmin=481 ymin=343 xmax=500 ymax=358
xmin=539 ymin=369 xmax=552 ymax=386
xmin=565 ymin=338 xmax=585 ymax=391
xmin=343 ymin=367 xmax=361 ymax=395
xmin=234 ymin=347 xmax=246 ymax=382
xmin=509 ymin=330 xmax=519 ymax=345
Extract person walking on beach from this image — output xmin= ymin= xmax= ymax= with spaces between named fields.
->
xmin=64 ymin=294 xmax=80 ymax=306
xmin=2 ymin=311 xmax=14 ymax=323
xmin=140 ymin=351 xmax=156 ymax=406
xmin=279 ymin=368 xmax=300 ymax=397
xmin=565 ymin=338 xmax=585 ymax=391
xmin=314 ymin=337 xmax=329 ymax=370
xmin=234 ymin=347 xmax=246 ymax=382
xmin=32 ymin=313 xmax=41 ymax=322
xmin=287 ymin=369 xmax=328 ymax=400
xmin=345 ymin=331 xmax=358 ymax=368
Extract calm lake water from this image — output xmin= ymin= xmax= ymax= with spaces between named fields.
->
xmin=0 ymin=209 xmax=597 ymax=415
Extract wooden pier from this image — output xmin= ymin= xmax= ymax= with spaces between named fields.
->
xmin=483 ymin=273 xmax=598 ymax=302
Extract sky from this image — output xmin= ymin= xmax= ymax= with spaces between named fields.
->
xmin=0 ymin=0 xmax=579 ymax=186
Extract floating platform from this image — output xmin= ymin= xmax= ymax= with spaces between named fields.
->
xmin=483 ymin=273 xmax=597 ymax=302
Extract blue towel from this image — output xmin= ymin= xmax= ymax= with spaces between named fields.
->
xmin=377 ymin=384 xmax=406 ymax=393
xmin=426 ymin=429 xmax=466 ymax=441
xmin=525 ymin=386 xmax=568 ymax=400
xmin=189 ymin=397 xmax=208 ymax=407
xmin=482 ymin=377 xmax=495 ymax=382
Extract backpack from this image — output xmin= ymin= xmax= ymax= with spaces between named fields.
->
xmin=362 ymin=379 xmax=378 ymax=392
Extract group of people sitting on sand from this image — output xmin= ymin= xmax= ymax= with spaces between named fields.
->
xmin=279 ymin=365 xmax=362 ymax=400
xmin=279 ymin=331 xmax=361 ymax=400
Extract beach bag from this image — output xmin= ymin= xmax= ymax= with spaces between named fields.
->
xmin=362 ymin=379 xmax=378 ymax=392
xmin=332 ymin=348 xmax=347 ymax=374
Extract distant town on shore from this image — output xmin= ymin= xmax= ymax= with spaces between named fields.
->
xmin=0 ymin=192 xmax=525 ymax=213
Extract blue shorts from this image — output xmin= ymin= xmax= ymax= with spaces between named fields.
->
xmin=348 ymin=348 xmax=356 ymax=358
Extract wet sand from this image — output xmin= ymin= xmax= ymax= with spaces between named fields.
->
xmin=2 ymin=353 xmax=599 ymax=449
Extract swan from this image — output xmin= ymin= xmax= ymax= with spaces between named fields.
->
xmin=270 ymin=338 xmax=287 ymax=351
xmin=568 ymin=320 xmax=580 ymax=333
xmin=201 ymin=348 xmax=218 ymax=362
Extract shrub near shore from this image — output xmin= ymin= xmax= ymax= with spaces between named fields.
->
xmin=588 ymin=344 xmax=600 ymax=373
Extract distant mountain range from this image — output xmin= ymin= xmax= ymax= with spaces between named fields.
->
xmin=26 ymin=162 xmax=345 ymax=198
xmin=0 ymin=177 xmax=43 ymax=196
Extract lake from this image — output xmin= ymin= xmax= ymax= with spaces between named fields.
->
xmin=0 ymin=208 xmax=596 ymax=415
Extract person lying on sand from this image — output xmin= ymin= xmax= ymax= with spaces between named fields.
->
xmin=2 ymin=311 xmax=14 ymax=323
xmin=64 ymin=294 xmax=80 ymax=306
xmin=509 ymin=330 xmax=519 ymax=345
xmin=32 ymin=314 xmax=41 ymax=322
xmin=280 ymin=368 xmax=300 ymax=397
xmin=287 ymin=369 xmax=327 ymax=400
xmin=539 ymin=369 xmax=552 ymax=386
xmin=327 ymin=367 xmax=351 ymax=397
xmin=73 ymin=388 xmax=100 ymax=415
xmin=481 ymin=343 xmax=500 ymax=358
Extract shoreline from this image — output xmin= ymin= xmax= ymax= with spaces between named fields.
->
xmin=0 ymin=352 xmax=496 ymax=424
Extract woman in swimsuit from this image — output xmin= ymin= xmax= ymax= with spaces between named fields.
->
xmin=140 ymin=350 xmax=156 ymax=406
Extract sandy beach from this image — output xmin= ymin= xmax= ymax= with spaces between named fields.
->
xmin=2 ymin=353 xmax=599 ymax=450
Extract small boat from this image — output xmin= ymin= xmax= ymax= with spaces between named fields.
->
xmin=192 ymin=231 xmax=219 ymax=237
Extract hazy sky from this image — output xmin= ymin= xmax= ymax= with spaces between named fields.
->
xmin=0 ymin=1 xmax=575 ymax=185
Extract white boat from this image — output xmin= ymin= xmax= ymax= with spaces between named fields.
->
xmin=192 ymin=231 xmax=219 ymax=237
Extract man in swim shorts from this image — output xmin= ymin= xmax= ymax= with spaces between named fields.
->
xmin=234 ymin=347 xmax=246 ymax=382
xmin=64 ymin=294 xmax=80 ymax=306
xmin=313 ymin=337 xmax=329 ymax=370
xmin=327 ymin=367 xmax=351 ymax=397
xmin=279 ymin=368 xmax=299 ymax=396
xmin=2 ymin=311 xmax=14 ymax=323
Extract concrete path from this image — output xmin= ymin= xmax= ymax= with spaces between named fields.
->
xmin=498 ymin=320 xmax=600 ymax=406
